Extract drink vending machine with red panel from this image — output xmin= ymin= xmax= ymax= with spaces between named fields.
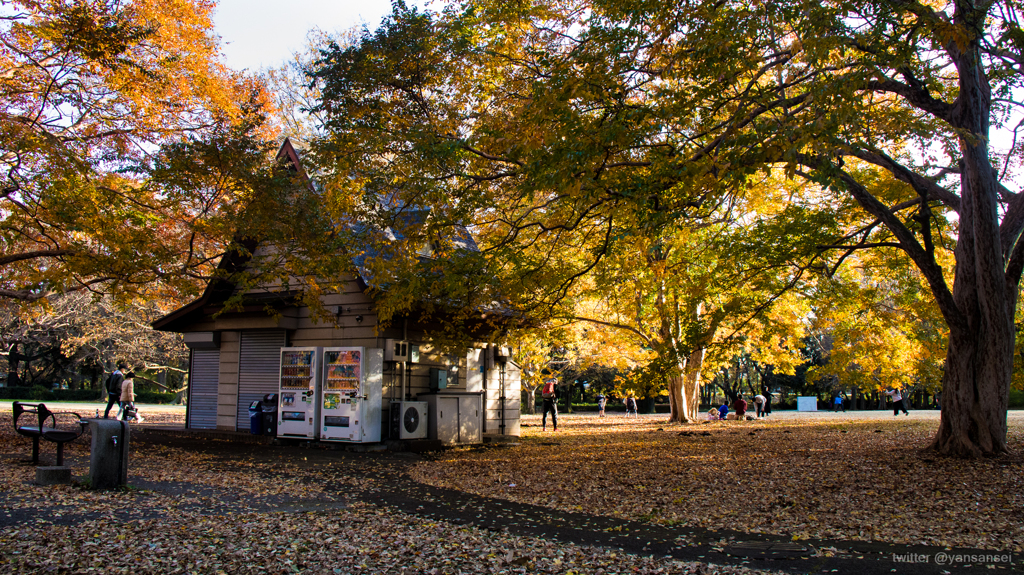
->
xmin=277 ymin=347 xmax=322 ymax=439
xmin=320 ymin=347 xmax=382 ymax=442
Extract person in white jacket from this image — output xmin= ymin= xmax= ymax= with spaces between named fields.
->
xmin=884 ymin=388 xmax=909 ymax=416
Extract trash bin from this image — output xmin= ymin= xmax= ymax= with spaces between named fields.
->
xmin=88 ymin=419 xmax=129 ymax=489
xmin=261 ymin=393 xmax=278 ymax=436
xmin=248 ymin=400 xmax=263 ymax=435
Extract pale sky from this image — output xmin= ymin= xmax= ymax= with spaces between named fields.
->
xmin=213 ymin=0 xmax=400 ymax=71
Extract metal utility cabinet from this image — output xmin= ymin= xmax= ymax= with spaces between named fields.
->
xmin=421 ymin=391 xmax=483 ymax=444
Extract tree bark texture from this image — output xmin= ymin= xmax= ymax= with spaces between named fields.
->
xmin=926 ymin=20 xmax=1012 ymax=457
xmin=667 ymin=373 xmax=684 ymax=422
xmin=667 ymin=347 xmax=705 ymax=423
xmin=522 ymin=389 xmax=537 ymax=415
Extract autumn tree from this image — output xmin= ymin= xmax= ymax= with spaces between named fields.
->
xmin=311 ymin=0 xmax=1024 ymax=457
xmin=1 ymin=0 xmax=280 ymax=304
xmin=806 ymin=248 xmax=948 ymax=400
xmin=615 ymin=0 xmax=1020 ymax=457
xmin=307 ymin=3 xmax=826 ymax=424
xmin=511 ymin=334 xmax=550 ymax=414
xmin=0 ymin=292 xmax=187 ymax=389
xmin=563 ymin=202 xmax=823 ymax=422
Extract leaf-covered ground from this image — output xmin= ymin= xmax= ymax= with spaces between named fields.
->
xmin=3 ymin=502 xmax=787 ymax=575
xmin=0 ymin=408 xmax=787 ymax=574
xmin=411 ymin=412 xmax=1024 ymax=553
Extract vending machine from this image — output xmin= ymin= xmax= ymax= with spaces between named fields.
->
xmin=320 ymin=347 xmax=383 ymax=442
xmin=277 ymin=347 xmax=321 ymax=439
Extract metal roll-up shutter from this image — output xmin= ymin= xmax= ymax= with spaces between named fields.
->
xmin=188 ymin=349 xmax=220 ymax=429
xmin=236 ymin=330 xmax=286 ymax=430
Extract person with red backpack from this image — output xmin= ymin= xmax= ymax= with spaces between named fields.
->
xmin=541 ymin=379 xmax=558 ymax=431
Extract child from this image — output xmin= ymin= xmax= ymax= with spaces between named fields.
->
xmin=597 ymin=395 xmax=607 ymax=417
xmin=119 ymin=371 xmax=144 ymax=423
xmin=707 ymin=408 xmax=721 ymax=421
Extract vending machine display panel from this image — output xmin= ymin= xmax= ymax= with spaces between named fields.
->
xmin=325 ymin=350 xmax=361 ymax=390
xmin=277 ymin=347 xmax=321 ymax=439
xmin=320 ymin=348 xmax=361 ymax=441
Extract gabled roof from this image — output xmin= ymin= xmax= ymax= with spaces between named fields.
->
xmin=152 ymin=237 xmax=261 ymax=331
xmin=152 ymin=139 xmax=495 ymax=333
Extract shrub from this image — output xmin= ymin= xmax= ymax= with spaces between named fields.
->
xmin=29 ymin=386 xmax=56 ymax=401
xmin=136 ymin=391 xmax=177 ymax=404
xmin=54 ymin=389 xmax=104 ymax=401
xmin=0 ymin=386 xmax=36 ymax=400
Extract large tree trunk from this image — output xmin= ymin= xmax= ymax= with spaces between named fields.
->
xmin=667 ymin=347 xmax=706 ymax=423
xmin=929 ymin=319 xmax=1012 ymax=456
xmin=681 ymin=347 xmax=704 ymax=421
xmin=927 ymin=27 xmax=1013 ymax=457
xmin=7 ymin=343 xmax=22 ymax=387
xmin=927 ymin=224 xmax=1013 ymax=455
xmin=522 ymin=388 xmax=537 ymax=414
xmin=667 ymin=373 xmax=684 ymax=421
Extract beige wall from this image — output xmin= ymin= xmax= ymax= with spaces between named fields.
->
xmin=188 ymin=275 xmax=522 ymax=437
xmin=216 ymin=331 xmax=239 ymax=430
xmin=484 ymin=361 xmax=521 ymax=436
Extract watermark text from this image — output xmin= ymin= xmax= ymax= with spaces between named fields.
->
xmin=892 ymin=552 xmax=1015 ymax=566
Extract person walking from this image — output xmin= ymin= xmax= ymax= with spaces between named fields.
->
xmin=625 ymin=394 xmax=638 ymax=418
xmin=103 ymin=362 xmax=126 ymax=419
xmin=541 ymin=379 xmax=558 ymax=431
xmin=597 ymin=395 xmax=607 ymax=417
xmin=884 ymin=388 xmax=909 ymax=416
xmin=120 ymin=371 xmax=144 ymax=423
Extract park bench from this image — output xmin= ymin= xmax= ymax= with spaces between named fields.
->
xmin=12 ymin=401 xmax=88 ymax=466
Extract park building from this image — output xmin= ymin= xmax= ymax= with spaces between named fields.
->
xmin=152 ymin=140 xmax=521 ymax=446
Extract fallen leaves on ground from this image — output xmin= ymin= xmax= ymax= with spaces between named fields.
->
xmin=411 ymin=413 xmax=1024 ymax=552
xmin=0 ymin=502 xmax=786 ymax=575
xmin=0 ymin=410 xmax=786 ymax=574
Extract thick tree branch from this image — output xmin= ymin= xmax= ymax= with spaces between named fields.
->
xmin=0 ymin=248 xmax=73 ymax=267
xmin=798 ymin=154 xmax=963 ymax=328
xmin=865 ymin=78 xmax=956 ymax=124
xmin=998 ymin=191 xmax=1024 ymax=260
xmin=818 ymin=242 xmax=904 ymax=250
xmin=843 ymin=148 xmax=962 ymax=211
xmin=569 ymin=315 xmax=654 ymax=347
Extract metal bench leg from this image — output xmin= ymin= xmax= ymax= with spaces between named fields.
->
xmin=32 ymin=437 xmax=39 ymax=464
xmin=55 ymin=443 xmax=64 ymax=467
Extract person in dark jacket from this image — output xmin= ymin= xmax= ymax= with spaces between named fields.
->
xmin=103 ymin=362 xmax=126 ymax=419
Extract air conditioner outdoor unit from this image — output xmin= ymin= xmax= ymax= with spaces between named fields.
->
xmin=390 ymin=401 xmax=428 ymax=440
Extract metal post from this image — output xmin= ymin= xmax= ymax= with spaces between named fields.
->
xmin=499 ymin=364 xmax=506 ymax=435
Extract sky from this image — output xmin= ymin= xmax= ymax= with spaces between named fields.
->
xmin=212 ymin=0 xmax=400 ymax=71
